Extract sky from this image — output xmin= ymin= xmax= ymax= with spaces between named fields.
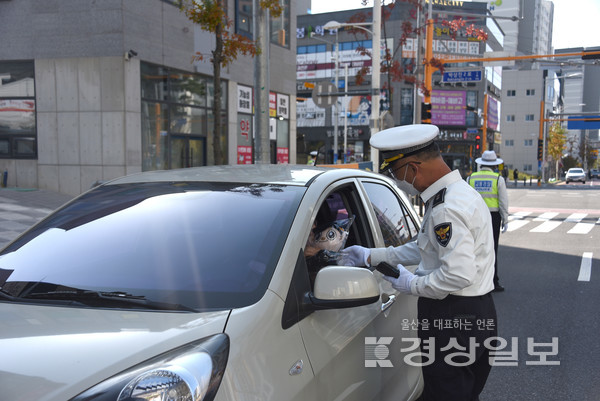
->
xmin=309 ymin=0 xmax=600 ymax=50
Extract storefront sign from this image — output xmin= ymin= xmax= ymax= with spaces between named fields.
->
xmin=269 ymin=92 xmax=277 ymax=117
xmin=237 ymin=146 xmax=252 ymax=164
xmin=277 ymin=147 xmax=289 ymax=164
xmin=237 ymin=85 xmax=252 ymax=114
xmin=277 ymin=94 xmax=289 ymax=119
xmin=487 ymin=96 xmax=499 ymax=130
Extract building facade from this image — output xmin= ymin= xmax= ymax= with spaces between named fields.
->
xmin=296 ymin=1 xmax=504 ymax=175
xmin=0 ymin=0 xmax=296 ymax=196
xmin=499 ymin=69 xmax=553 ymax=175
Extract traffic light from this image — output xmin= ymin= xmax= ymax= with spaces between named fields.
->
xmin=537 ymin=139 xmax=543 ymax=161
xmin=475 ymin=135 xmax=481 ymax=151
xmin=421 ymin=103 xmax=432 ymax=123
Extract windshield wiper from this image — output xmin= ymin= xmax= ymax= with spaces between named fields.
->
xmin=22 ymin=289 xmax=198 ymax=312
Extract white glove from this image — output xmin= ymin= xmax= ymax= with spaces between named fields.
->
xmin=501 ymin=224 xmax=507 ymax=233
xmin=382 ymin=263 xmax=415 ymax=294
xmin=338 ymin=245 xmax=371 ymax=267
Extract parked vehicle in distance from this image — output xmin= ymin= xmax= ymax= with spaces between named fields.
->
xmin=565 ymin=167 xmax=586 ymax=184
xmin=589 ymin=169 xmax=600 ymax=179
xmin=0 ymin=165 xmax=423 ymax=401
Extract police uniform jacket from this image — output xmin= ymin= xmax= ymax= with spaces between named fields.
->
xmin=370 ymin=170 xmax=495 ymax=299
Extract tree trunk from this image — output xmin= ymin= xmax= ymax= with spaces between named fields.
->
xmin=212 ymin=21 xmax=224 ymax=165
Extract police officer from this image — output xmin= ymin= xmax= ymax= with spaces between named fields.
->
xmin=341 ymin=124 xmax=497 ymax=401
xmin=468 ymin=150 xmax=509 ymax=292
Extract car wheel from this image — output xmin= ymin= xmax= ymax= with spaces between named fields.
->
xmin=583 ymin=181 xmax=586 ymax=184
xmin=566 ymin=181 xmax=569 ymax=184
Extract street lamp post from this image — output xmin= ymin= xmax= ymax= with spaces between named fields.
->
xmin=323 ymin=0 xmax=381 ymax=169
xmin=309 ymin=31 xmax=341 ymax=163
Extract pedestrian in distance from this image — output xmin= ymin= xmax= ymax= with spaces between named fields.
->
xmin=340 ymin=124 xmax=497 ymax=401
xmin=501 ymin=163 xmax=509 ymax=181
xmin=513 ymin=168 xmax=519 ymax=187
xmin=307 ymin=150 xmax=317 ymax=166
xmin=467 ymin=150 xmax=509 ymax=292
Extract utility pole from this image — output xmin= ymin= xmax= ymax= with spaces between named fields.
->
xmin=370 ymin=0 xmax=381 ymax=171
xmin=253 ymin=0 xmax=270 ymax=164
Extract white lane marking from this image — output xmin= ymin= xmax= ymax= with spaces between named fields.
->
xmin=578 ymin=252 xmax=593 ymax=282
xmin=530 ymin=221 xmax=562 ymax=233
xmin=507 ymin=220 xmax=530 ymax=232
xmin=568 ymin=223 xmax=595 ymax=235
xmin=565 ymin=213 xmax=586 ymax=223
xmin=533 ymin=212 xmax=559 ymax=222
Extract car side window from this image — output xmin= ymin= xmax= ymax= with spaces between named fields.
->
xmin=303 ymin=185 xmax=374 ymax=286
xmin=362 ymin=182 xmax=419 ymax=247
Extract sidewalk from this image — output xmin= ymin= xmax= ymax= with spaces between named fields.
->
xmin=0 ymin=188 xmax=73 ymax=249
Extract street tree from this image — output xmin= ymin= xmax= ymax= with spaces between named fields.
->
xmin=347 ymin=0 xmax=487 ymax=110
xmin=180 ymin=0 xmax=281 ymax=165
xmin=547 ymin=121 xmax=567 ymax=179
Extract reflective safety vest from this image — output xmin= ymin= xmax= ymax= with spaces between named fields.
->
xmin=468 ymin=171 xmax=500 ymax=211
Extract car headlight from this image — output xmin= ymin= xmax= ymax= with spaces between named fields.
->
xmin=71 ymin=334 xmax=229 ymax=401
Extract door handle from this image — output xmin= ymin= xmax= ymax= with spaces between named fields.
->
xmin=381 ymin=294 xmax=396 ymax=312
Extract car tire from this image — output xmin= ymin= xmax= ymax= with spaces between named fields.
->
xmin=566 ymin=181 xmax=569 ymax=184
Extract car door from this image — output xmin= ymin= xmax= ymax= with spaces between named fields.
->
xmin=294 ymin=177 xmax=421 ymax=401
xmin=358 ymin=178 xmax=423 ymax=400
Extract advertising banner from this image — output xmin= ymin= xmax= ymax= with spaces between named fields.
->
xmin=431 ymin=90 xmax=466 ymax=126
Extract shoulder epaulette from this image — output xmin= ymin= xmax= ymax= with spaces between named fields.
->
xmin=432 ymin=188 xmax=446 ymax=208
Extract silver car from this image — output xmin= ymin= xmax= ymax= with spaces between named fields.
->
xmin=565 ymin=167 xmax=586 ymax=184
xmin=0 ymin=165 xmax=423 ymax=401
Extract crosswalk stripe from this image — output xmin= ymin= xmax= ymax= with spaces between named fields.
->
xmin=507 ymin=220 xmax=530 ymax=231
xmin=506 ymin=211 xmax=600 ymax=234
xmin=568 ymin=223 xmax=595 ymax=235
xmin=578 ymin=252 xmax=593 ymax=282
xmin=565 ymin=213 xmax=586 ymax=223
xmin=533 ymin=212 xmax=559 ymax=221
xmin=530 ymin=221 xmax=561 ymax=233
xmin=508 ymin=211 xmax=532 ymax=221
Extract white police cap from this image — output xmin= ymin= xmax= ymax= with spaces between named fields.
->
xmin=370 ymin=124 xmax=440 ymax=172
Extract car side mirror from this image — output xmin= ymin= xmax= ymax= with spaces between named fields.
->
xmin=306 ymin=266 xmax=380 ymax=310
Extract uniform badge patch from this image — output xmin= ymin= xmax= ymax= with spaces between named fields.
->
xmin=434 ymin=223 xmax=452 ymax=247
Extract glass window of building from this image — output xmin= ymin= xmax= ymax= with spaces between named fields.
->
xmin=466 ymin=91 xmax=478 ymax=127
xmin=236 ymin=0 xmax=290 ymax=48
xmin=0 ymin=61 xmax=36 ymax=159
xmin=400 ymin=88 xmax=413 ymax=126
xmin=141 ymin=62 xmax=227 ymax=171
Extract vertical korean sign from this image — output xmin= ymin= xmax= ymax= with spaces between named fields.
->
xmin=276 ymin=94 xmax=290 ymax=164
xmin=487 ymin=96 xmax=499 ymax=131
xmin=237 ymin=85 xmax=253 ymax=164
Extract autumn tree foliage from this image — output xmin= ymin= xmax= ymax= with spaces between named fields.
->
xmin=347 ymin=0 xmax=488 ymax=108
xmin=180 ymin=0 xmax=281 ymax=165
xmin=547 ymin=121 xmax=567 ymax=179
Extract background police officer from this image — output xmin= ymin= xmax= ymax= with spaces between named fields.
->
xmin=467 ymin=150 xmax=509 ymax=292
xmin=341 ymin=124 xmax=497 ymax=401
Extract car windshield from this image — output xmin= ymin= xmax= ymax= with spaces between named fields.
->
xmin=0 ymin=182 xmax=305 ymax=311
xmin=569 ymin=169 xmax=584 ymax=173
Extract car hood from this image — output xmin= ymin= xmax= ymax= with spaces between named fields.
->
xmin=0 ymin=302 xmax=229 ymax=401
